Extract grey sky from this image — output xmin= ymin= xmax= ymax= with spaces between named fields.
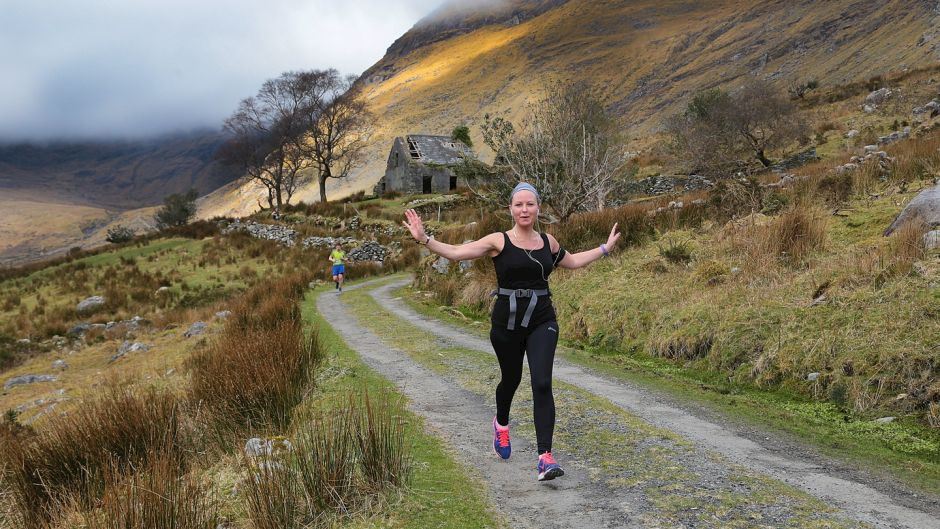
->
xmin=0 ymin=0 xmax=443 ymax=141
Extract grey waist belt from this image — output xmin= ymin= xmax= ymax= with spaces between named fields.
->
xmin=493 ymin=288 xmax=549 ymax=330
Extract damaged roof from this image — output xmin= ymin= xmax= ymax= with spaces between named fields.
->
xmin=404 ymin=134 xmax=474 ymax=165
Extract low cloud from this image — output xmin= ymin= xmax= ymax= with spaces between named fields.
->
xmin=0 ymin=0 xmax=442 ymax=141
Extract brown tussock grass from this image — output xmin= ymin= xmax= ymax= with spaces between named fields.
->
xmin=722 ymin=205 xmax=828 ymax=272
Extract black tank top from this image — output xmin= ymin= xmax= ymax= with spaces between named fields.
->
xmin=491 ymin=232 xmax=561 ymax=329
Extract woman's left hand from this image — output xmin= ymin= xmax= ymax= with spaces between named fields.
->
xmin=606 ymin=223 xmax=621 ymax=251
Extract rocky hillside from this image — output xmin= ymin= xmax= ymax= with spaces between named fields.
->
xmin=333 ymin=0 xmax=940 ymax=195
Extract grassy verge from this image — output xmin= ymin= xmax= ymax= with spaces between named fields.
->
xmin=301 ymin=287 xmax=501 ymax=529
xmin=397 ymin=281 xmax=940 ymax=498
xmin=341 ymin=278 xmax=870 ymax=528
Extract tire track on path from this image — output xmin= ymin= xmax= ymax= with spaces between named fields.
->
xmin=318 ymin=282 xmax=639 ymax=529
xmin=367 ymin=277 xmax=939 ymax=529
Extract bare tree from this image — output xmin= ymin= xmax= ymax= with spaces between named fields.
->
xmin=480 ymin=83 xmax=631 ymax=221
xmin=297 ymin=71 xmax=373 ymax=203
xmin=218 ymin=71 xmax=319 ymax=210
xmin=667 ymin=79 xmax=808 ymax=178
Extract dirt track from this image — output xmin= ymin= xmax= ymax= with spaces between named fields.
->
xmin=317 ymin=278 xmax=939 ymax=529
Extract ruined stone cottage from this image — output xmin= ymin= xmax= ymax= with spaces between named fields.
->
xmin=373 ymin=135 xmax=475 ymax=195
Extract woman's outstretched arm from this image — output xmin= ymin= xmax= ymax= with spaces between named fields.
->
xmin=554 ymin=223 xmax=621 ymax=270
xmin=402 ymin=209 xmax=500 ymax=261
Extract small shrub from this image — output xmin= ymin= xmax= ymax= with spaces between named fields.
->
xmin=1 ymin=386 xmax=181 ymax=527
xmin=761 ymin=191 xmax=791 ymax=215
xmin=692 ymin=259 xmax=728 ymax=285
xmin=709 ymin=178 xmax=764 ymax=220
xmin=356 ymin=392 xmax=410 ymax=491
xmin=105 ymin=225 xmax=135 ymax=244
xmin=816 ymin=172 xmax=854 ymax=205
xmin=658 ymin=237 xmax=693 ymax=264
xmin=86 ymin=454 xmax=220 ymax=529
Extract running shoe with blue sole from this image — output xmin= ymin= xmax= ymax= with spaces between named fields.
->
xmin=493 ymin=417 xmax=511 ymax=459
xmin=537 ymin=451 xmax=564 ymax=481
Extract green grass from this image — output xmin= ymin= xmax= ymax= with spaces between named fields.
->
xmin=301 ymin=287 xmax=501 ymax=529
xmin=397 ymin=282 xmax=940 ymax=498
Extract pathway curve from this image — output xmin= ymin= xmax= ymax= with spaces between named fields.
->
xmin=318 ymin=277 xmax=939 ymax=529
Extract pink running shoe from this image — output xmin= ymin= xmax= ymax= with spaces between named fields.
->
xmin=537 ymin=451 xmax=564 ymax=481
xmin=493 ymin=417 xmax=511 ymax=459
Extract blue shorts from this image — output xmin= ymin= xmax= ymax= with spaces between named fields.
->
xmin=331 ymin=264 xmax=345 ymax=276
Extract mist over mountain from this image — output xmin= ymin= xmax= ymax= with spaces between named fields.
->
xmin=0 ymin=130 xmax=230 ymax=210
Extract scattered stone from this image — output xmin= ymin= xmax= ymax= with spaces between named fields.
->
xmin=52 ymin=360 xmax=68 ymax=370
xmin=432 ymin=256 xmax=452 ymax=274
xmin=4 ymin=374 xmax=58 ymax=390
xmin=301 ymin=236 xmax=358 ymax=250
xmin=862 ymin=104 xmax=876 ymax=114
xmin=184 ymin=321 xmax=208 ymax=338
xmin=223 ymin=220 xmax=297 ymax=247
xmin=810 ymin=294 xmax=828 ymax=307
xmin=896 ymin=393 xmax=908 ymax=401
xmin=17 ymin=338 xmax=30 ymax=344
xmin=244 ymin=437 xmax=292 ymax=457
xmin=884 ymin=183 xmax=940 ymax=235
xmin=835 ymin=163 xmax=859 ymax=173
xmin=845 ymin=129 xmax=860 ymax=138
xmin=347 ymin=241 xmax=390 ymax=262
xmin=68 ymin=323 xmax=91 ymax=336
xmin=155 ymin=286 xmax=171 ymax=295
xmin=110 ymin=341 xmax=150 ymax=363
xmin=865 ymin=87 xmax=893 ymax=105
xmin=863 ymin=145 xmax=879 ymax=153
xmin=730 ymin=267 xmax=741 ymax=275
xmin=875 ymin=416 xmax=896 ymax=424
xmin=77 ymin=296 xmax=105 ymax=313
xmin=806 ymin=372 xmax=821 ymax=382
xmin=925 ymin=230 xmax=940 ymax=250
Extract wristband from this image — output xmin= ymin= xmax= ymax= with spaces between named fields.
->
xmin=418 ymin=235 xmax=432 ymax=245
xmin=600 ymin=243 xmax=609 ymax=257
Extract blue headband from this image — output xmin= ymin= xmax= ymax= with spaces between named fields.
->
xmin=510 ymin=182 xmax=540 ymax=203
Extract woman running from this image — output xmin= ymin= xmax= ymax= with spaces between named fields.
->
xmin=402 ymin=182 xmax=620 ymax=481
xmin=330 ymin=242 xmax=346 ymax=292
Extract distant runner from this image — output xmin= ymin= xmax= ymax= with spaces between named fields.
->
xmin=403 ymin=182 xmax=620 ymax=481
xmin=330 ymin=242 xmax=346 ymax=292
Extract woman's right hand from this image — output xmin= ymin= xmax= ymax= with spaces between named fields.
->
xmin=402 ymin=209 xmax=428 ymax=243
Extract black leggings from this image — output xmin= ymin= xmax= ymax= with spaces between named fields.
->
xmin=490 ymin=320 xmax=559 ymax=454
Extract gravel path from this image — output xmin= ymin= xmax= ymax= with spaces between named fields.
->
xmin=319 ymin=277 xmax=939 ymax=529
xmin=318 ymin=283 xmax=638 ymax=529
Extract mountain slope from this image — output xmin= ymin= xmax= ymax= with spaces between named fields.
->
xmin=0 ymin=130 xmax=231 ymax=210
xmin=203 ymin=0 xmax=940 ymax=212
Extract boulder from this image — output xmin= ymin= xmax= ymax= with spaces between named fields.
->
xmin=110 ymin=341 xmax=150 ymax=363
xmin=432 ymin=256 xmax=452 ymax=274
xmin=4 ymin=374 xmax=58 ymax=390
xmin=184 ymin=321 xmax=208 ymax=338
xmin=884 ymin=183 xmax=940 ymax=235
xmin=925 ymin=230 xmax=940 ymax=250
xmin=806 ymin=372 xmax=820 ymax=382
xmin=865 ymin=87 xmax=892 ymax=105
xmin=68 ymin=323 xmax=91 ymax=336
xmin=77 ymin=296 xmax=105 ymax=313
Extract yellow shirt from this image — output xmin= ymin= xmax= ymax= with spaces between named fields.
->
xmin=330 ymin=250 xmax=345 ymax=265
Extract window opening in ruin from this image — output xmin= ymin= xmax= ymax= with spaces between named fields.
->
xmin=408 ymin=139 xmax=421 ymax=160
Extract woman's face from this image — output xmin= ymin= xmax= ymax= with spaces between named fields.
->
xmin=510 ymin=190 xmax=538 ymax=228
